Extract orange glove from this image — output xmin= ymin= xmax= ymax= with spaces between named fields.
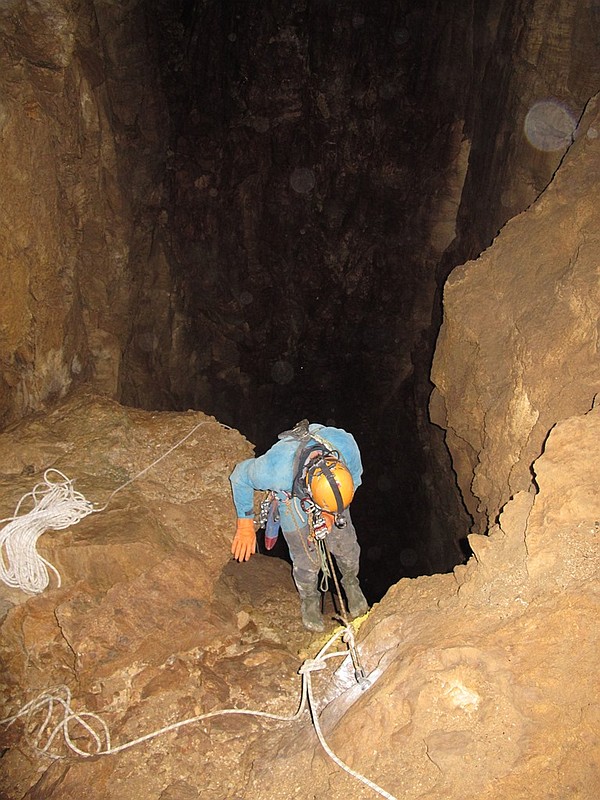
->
xmin=322 ymin=512 xmax=335 ymax=531
xmin=231 ymin=518 xmax=257 ymax=562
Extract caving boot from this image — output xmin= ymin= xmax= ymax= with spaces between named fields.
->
xmin=296 ymin=580 xmax=325 ymax=632
xmin=300 ymin=595 xmax=325 ymax=632
xmin=341 ymin=573 xmax=369 ymax=619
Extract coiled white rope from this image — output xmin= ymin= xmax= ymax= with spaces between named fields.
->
xmin=0 ymin=421 xmax=398 ymax=797
xmin=0 ymin=627 xmax=397 ymax=800
xmin=0 ymin=682 xmax=306 ymax=759
xmin=0 ymin=419 xmax=216 ymax=595
xmin=0 ymin=469 xmax=95 ymax=594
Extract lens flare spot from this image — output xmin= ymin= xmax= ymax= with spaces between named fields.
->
xmin=271 ymin=360 xmax=294 ymax=384
xmin=290 ymin=167 xmax=316 ymax=194
xmin=524 ymin=99 xmax=576 ymax=152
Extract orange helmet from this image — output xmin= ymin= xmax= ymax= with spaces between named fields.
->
xmin=307 ymin=456 xmax=354 ymax=513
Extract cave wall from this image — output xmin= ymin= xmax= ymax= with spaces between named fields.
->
xmin=142 ymin=0 xmax=600 ymax=422
xmin=131 ymin=1 xmax=482 ymax=583
xmin=431 ymin=94 xmax=600 ymax=533
xmin=0 ymin=0 xmax=173 ymax=427
xmin=428 ymin=0 xmax=600 ymax=534
xmin=1 ymin=0 xmax=599 ymax=583
xmin=1 ymin=0 xmax=597 ymax=427
xmin=0 ymin=5 xmax=599 ymax=795
xmin=443 ymin=0 xmax=600 ymax=269
xmin=142 ymin=0 xmax=600 ymax=580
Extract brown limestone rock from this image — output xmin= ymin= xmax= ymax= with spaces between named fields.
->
xmin=1 ymin=396 xmax=599 ymax=799
xmin=0 ymin=394 xmax=306 ymax=799
xmin=431 ymin=94 xmax=600 ymax=532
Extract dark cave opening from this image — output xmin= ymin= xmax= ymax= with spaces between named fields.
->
xmin=111 ymin=0 xmax=600 ymax=603
xmin=133 ymin=0 xmax=483 ymax=601
xmin=0 ymin=0 xmax=593 ymax=604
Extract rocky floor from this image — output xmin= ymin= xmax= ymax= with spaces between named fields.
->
xmin=1 ymin=393 xmax=599 ymax=799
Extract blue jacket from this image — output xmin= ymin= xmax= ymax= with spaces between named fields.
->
xmin=229 ymin=424 xmax=363 ymax=531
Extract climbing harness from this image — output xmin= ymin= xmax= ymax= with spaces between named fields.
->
xmin=300 ymin=497 xmax=331 ymax=591
xmin=302 ymin=497 xmax=329 ymax=541
xmin=0 ymin=419 xmax=222 ymax=595
xmin=0 ymin=625 xmax=396 ymax=800
xmin=256 ymin=420 xmax=351 ymax=562
xmin=0 ymin=418 xmax=382 ymax=793
xmin=294 ymin=444 xmax=351 ymax=520
xmin=0 ymin=418 xmax=385 ymax=793
xmin=284 ymin=419 xmax=352 ymax=521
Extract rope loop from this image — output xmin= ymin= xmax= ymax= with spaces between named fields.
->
xmin=1 ymin=685 xmax=111 ymax=759
xmin=1 ymin=627 xmax=396 ymax=799
xmin=0 ymin=419 xmax=221 ymax=595
xmin=0 ymin=470 xmax=95 ymax=594
xmin=298 ymin=658 xmax=328 ymax=675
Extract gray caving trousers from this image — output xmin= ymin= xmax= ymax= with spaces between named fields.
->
xmin=280 ymin=503 xmax=361 ymax=592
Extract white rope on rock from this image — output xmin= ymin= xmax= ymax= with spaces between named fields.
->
xmin=0 ymin=420 xmax=398 ymax=797
xmin=0 ymin=469 xmax=95 ymax=595
xmin=0 ymin=419 xmax=222 ymax=595
xmin=0 ymin=627 xmax=397 ymax=800
xmin=92 ymin=419 xmax=218 ymax=513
